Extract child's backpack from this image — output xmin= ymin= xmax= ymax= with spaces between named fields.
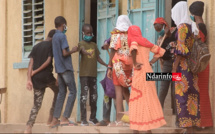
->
xmin=187 ymin=38 xmax=211 ymax=74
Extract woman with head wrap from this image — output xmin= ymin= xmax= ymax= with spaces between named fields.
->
xmin=107 ymin=15 xmax=132 ymax=126
xmin=171 ymin=1 xmax=200 ymax=133
xmin=128 ymin=25 xmax=166 ymax=132
xmin=189 ymin=1 xmax=213 ymax=128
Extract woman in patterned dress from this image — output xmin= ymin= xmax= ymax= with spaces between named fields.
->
xmin=171 ymin=2 xmax=200 ymax=133
xmin=107 ymin=15 xmax=133 ymax=125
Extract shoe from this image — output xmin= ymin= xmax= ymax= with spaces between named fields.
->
xmin=81 ymin=120 xmax=89 ymax=126
xmin=89 ymin=118 xmax=99 ymax=125
xmin=96 ymin=120 xmax=109 ymax=126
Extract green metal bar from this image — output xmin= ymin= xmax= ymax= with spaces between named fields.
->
xmin=127 ymin=0 xmax=130 ymax=17
xmin=77 ymin=0 xmax=85 ymax=122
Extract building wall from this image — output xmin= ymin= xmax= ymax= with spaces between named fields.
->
xmin=0 ymin=0 xmax=7 ymax=123
xmin=0 ymin=0 xmax=80 ymax=124
xmin=187 ymin=0 xmax=215 ymax=127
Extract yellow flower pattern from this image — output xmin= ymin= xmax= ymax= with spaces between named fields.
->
xmin=187 ymin=94 xmax=198 ymax=116
xmin=174 ymin=23 xmax=200 ymax=128
xmin=176 ymin=99 xmax=181 ymax=115
xmin=175 ymin=75 xmax=189 ymax=96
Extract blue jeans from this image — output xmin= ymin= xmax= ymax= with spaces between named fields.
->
xmin=53 ymin=71 xmax=77 ymax=118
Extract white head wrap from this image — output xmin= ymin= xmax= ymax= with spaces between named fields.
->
xmin=171 ymin=1 xmax=192 ymax=27
xmin=115 ymin=15 xmax=132 ymax=32
xmin=171 ymin=1 xmax=199 ymax=35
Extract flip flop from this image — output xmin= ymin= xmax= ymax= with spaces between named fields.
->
xmin=60 ymin=120 xmax=78 ymax=126
xmin=50 ymin=123 xmax=60 ymax=128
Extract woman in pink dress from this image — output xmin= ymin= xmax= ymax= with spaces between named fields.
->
xmin=128 ymin=25 xmax=166 ymax=132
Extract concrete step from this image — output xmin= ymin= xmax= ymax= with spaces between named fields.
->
xmin=164 ymin=115 xmax=176 ymax=127
xmin=0 ymin=124 xmax=185 ymax=133
xmin=164 ymin=109 xmax=173 ymax=116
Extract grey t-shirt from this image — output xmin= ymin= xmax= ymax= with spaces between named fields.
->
xmin=52 ymin=30 xmax=74 ymax=73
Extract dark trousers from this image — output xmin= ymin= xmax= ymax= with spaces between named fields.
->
xmin=27 ymin=81 xmax=59 ymax=126
xmin=158 ymin=59 xmax=176 ymax=114
xmin=53 ymin=71 xmax=77 ymax=118
xmin=103 ymin=95 xmax=112 ymax=121
xmin=80 ymin=77 xmax=97 ymax=121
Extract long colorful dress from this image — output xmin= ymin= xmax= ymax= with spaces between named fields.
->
xmin=174 ymin=23 xmax=201 ymax=127
xmin=129 ymin=41 xmax=166 ymax=131
xmin=110 ymin=30 xmax=133 ymax=87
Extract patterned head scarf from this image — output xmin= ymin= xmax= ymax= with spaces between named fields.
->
xmin=115 ymin=15 xmax=132 ymax=32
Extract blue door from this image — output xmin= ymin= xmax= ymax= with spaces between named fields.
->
xmin=127 ymin=0 xmax=165 ymax=91
xmin=96 ymin=0 xmax=119 ymax=121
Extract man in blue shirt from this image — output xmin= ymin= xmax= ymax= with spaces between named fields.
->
xmin=50 ymin=16 xmax=78 ymax=127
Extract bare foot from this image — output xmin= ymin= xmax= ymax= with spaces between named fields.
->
xmin=49 ymin=117 xmax=60 ymax=128
xmin=47 ymin=115 xmax=53 ymax=126
xmin=24 ymin=125 xmax=32 ymax=134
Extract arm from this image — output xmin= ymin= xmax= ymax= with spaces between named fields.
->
xmin=149 ymin=57 xmax=159 ymax=65
xmin=107 ymin=48 xmax=116 ymax=79
xmin=108 ymin=48 xmax=116 ymax=67
xmin=32 ymin=56 xmax=52 ymax=76
xmin=97 ymin=56 xmax=108 ymax=67
xmin=62 ymin=46 xmax=78 ymax=57
xmin=26 ymin=58 xmax=33 ymax=91
xmin=172 ymin=55 xmax=181 ymax=73
xmin=131 ymin=49 xmax=142 ymax=70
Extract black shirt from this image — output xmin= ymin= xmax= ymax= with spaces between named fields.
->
xmin=161 ymin=28 xmax=177 ymax=60
xmin=28 ymin=41 xmax=56 ymax=89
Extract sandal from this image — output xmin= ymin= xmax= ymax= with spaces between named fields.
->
xmin=96 ymin=120 xmax=109 ymax=126
xmin=60 ymin=120 xmax=78 ymax=126
xmin=115 ymin=121 xmax=129 ymax=127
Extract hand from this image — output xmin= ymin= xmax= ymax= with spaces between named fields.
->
xmin=102 ymin=42 xmax=109 ymax=50
xmin=31 ymin=71 xmax=35 ymax=76
xmin=71 ymin=46 xmax=78 ymax=53
xmin=26 ymin=80 xmax=33 ymax=91
xmin=134 ymin=62 xmax=143 ymax=70
xmin=169 ymin=41 xmax=176 ymax=47
xmin=157 ymin=38 xmax=162 ymax=45
xmin=107 ymin=69 xmax=112 ymax=80
xmin=88 ymin=50 xmax=94 ymax=56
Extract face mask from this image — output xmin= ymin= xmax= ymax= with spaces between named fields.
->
xmin=190 ymin=15 xmax=195 ymax=22
xmin=83 ymin=32 xmax=94 ymax=42
xmin=63 ymin=24 xmax=68 ymax=34
xmin=159 ymin=25 xmax=165 ymax=36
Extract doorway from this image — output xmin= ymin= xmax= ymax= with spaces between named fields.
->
xmin=77 ymin=0 xmax=119 ymax=122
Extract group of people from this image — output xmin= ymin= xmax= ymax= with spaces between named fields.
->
xmin=24 ymin=1 xmax=212 ymax=134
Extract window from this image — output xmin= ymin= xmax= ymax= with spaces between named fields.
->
xmin=22 ymin=0 xmax=45 ymax=59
